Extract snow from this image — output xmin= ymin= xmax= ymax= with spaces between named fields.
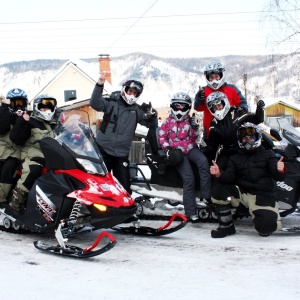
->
xmin=1 ymin=213 xmax=300 ymax=300
xmin=1 ymin=166 xmax=299 ymax=299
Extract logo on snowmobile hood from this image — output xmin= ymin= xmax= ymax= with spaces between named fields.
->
xmin=36 ymin=185 xmax=57 ymax=221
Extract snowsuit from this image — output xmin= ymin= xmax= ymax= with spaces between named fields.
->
xmin=158 ymin=113 xmax=211 ymax=217
xmin=9 ymin=112 xmax=57 ymax=193
xmin=194 ymin=83 xmax=247 ymax=140
xmin=214 ymin=147 xmax=286 ymax=235
xmin=0 ymin=102 xmax=21 ymax=202
xmin=90 ymin=83 xmax=158 ymax=194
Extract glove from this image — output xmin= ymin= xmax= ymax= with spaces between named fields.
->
xmin=257 ymin=100 xmax=265 ymax=108
xmin=236 ymin=106 xmax=247 ymax=116
xmin=142 ymin=102 xmax=158 ymax=120
xmin=196 ymin=88 xmax=205 ymax=105
xmin=190 ymin=113 xmax=199 ymax=129
xmin=164 ymin=147 xmax=184 ymax=166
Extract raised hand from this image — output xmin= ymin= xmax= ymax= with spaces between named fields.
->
xmin=277 ymin=156 xmax=285 ymax=172
xmin=23 ymin=110 xmax=30 ymax=121
xmin=210 ymin=160 xmax=221 ymax=177
xmin=98 ymin=72 xmax=106 ymax=85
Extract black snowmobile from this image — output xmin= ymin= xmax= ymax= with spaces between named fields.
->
xmin=130 ymin=119 xmax=300 ymax=226
xmin=0 ymin=109 xmax=187 ymax=259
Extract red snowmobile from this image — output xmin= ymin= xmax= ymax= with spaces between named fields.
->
xmin=0 ymin=110 xmax=187 ymax=258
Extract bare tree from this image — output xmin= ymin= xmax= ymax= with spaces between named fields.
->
xmin=262 ymin=0 xmax=300 ymax=53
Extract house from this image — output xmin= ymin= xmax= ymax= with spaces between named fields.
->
xmin=263 ymin=99 xmax=300 ymax=129
xmin=31 ymin=56 xmax=113 ymax=127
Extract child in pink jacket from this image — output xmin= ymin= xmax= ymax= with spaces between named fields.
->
xmin=158 ymin=92 xmax=212 ymax=222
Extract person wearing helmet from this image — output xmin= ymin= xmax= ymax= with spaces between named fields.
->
xmin=194 ymin=61 xmax=248 ymax=140
xmin=0 ymin=88 xmax=28 ymax=207
xmin=89 ymin=73 xmax=158 ymax=194
xmin=210 ymin=122 xmax=287 ymax=238
xmin=158 ymin=92 xmax=211 ymax=222
xmin=5 ymin=94 xmax=59 ymax=215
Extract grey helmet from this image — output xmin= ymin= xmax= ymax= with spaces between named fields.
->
xmin=237 ymin=122 xmax=262 ymax=151
xmin=206 ymin=91 xmax=230 ymax=120
xmin=204 ymin=61 xmax=225 ymax=90
xmin=33 ymin=94 xmax=57 ymax=121
xmin=170 ymin=92 xmax=191 ymax=121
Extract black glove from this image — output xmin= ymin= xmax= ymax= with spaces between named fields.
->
xmin=189 ymin=113 xmax=199 ymax=129
xmin=257 ymin=100 xmax=265 ymax=108
xmin=164 ymin=147 xmax=184 ymax=166
xmin=141 ymin=102 xmax=158 ymax=120
xmin=236 ymin=106 xmax=247 ymax=116
xmin=196 ymin=88 xmax=205 ymax=105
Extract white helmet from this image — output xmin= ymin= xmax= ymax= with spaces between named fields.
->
xmin=237 ymin=122 xmax=262 ymax=151
xmin=204 ymin=61 xmax=225 ymax=90
xmin=170 ymin=92 xmax=191 ymax=121
xmin=206 ymin=92 xmax=230 ymax=120
xmin=33 ymin=94 xmax=57 ymax=121
xmin=121 ymin=77 xmax=144 ymax=105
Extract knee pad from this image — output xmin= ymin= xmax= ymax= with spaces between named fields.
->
xmin=253 ymin=209 xmax=278 ymax=235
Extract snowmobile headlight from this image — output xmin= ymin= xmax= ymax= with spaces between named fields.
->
xmin=76 ymin=158 xmax=106 ymax=175
xmin=94 ymin=204 xmax=107 ymax=212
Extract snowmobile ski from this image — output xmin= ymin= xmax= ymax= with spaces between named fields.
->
xmin=282 ymin=226 xmax=300 ymax=233
xmin=34 ymin=230 xmax=116 ymax=258
xmin=112 ymin=213 xmax=188 ymax=236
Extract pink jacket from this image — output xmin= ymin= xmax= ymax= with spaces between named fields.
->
xmin=158 ymin=114 xmax=199 ymax=154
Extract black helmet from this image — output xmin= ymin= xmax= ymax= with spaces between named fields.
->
xmin=121 ymin=77 xmax=144 ymax=105
xmin=237 ymin=122 xmax=262 ymax=151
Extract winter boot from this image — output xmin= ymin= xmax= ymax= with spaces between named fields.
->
xmin=189 ymin=214 xmax=201 ymax=223
xmin=211 ymin=204 xmax=236 ymax=238
xmin=8 ymin=186 xmax=28 ymax=213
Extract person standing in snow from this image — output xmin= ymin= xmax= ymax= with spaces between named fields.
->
xmin=194 ymin=61 xmax=248 ymax=141
xmin=90 ymin=73 xmax=158 ymax=195
xmin=158 ymin=92 xmax=211 ymax=223
xmin=210 ymin=122 xmax=286 ymax=238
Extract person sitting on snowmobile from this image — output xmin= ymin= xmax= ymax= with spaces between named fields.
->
xmin=158 ymin=92 xmax=212 ymax=223
xmin=6 ymin=94 xmax=59 ymax=215
xmin=210 ymin=122 xmax=287 ymax=238
xmin=0 ymin=88 xmax=28 ymax=208
xmin=90 ymin=73 xmax=158 ymax=195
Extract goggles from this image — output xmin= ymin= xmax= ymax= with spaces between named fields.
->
xmin=205 ymin=70 xmax=222 ymax=78
xmin=238 ymin=127 xmax=257 ymax=138
xmin=10 ymin=99 xmax=27 ymax=108
xmin=40 ymin=98 xmax=57 ymax=107
xmin=171 ymin=102 xmax=190 ymax=112
xmin=207 ymin=99 xmax=223 ymax=109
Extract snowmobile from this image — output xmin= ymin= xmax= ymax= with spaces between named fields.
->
xmin=130 ymin=118 xmax=300 ymax=225
xmin=0 ymin=109 xmax=187 ymax=258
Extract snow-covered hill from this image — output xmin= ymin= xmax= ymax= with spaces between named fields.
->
xmin=1 ymin=52 xmax=300 ymax=109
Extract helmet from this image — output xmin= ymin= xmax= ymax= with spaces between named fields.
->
xmin=237 ymin=122 xmax=262 ymax=151
xmin=6 ymin=88 xmax=28 ymax=114
xmin=204 ymin=61 xmax=225 ymax=90
xmin=170 ymin=92 xmax=191 ymax=121
xmin=33 ymin=94 xmax=57 ymax=121
xmin=121 ymin=77 xmax=144 ymax=105
xmin=206 ymin=92 xmax=230 ymax=120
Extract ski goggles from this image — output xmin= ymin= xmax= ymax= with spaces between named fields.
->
xmin=10 ymin=98 xmax=27 ymax=108
xmin=40 ymin=98 xmax=57 ymax=107
xmin=238 ymin=127 xmax=257 ymax=137
xmin=171 ymin=102 xmax=190 ymax=112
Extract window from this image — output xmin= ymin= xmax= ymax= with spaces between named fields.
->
xmin=64 ymin=90 xmax=77 ymax=102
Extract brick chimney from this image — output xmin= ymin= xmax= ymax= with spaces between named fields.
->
xmin=98 ymin=54 xmax=112 ymax=85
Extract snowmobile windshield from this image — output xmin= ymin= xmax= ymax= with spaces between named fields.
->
xmin=277 ymin=118 xmax=300 ymax=146
xmin=53 ymin=109 xmax=107 ymax=175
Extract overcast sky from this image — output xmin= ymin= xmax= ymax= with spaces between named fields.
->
xmin=0 ymin=0 xmax=297 ymax=64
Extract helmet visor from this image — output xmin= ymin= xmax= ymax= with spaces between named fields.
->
xmin=10 ymin=98 xmax=27 ymax=108
xmin=41 ymin=98 xmax=57 ymax=107
xmin=171 ymin=102 xmax=190 ymax=112
xmin=238 ymin=127 xmax=256 ymax=138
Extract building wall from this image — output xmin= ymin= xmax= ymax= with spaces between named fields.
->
xmin=265 ymin=103 xmax=300 ymax=127
xmin=42 ymin=64 xmax=95 ymax=106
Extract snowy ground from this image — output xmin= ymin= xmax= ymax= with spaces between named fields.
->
xmin=1 ymin=211 xmax=300 ymax=300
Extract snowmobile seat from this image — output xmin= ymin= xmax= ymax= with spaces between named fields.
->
xmin=145 ymin=126 xmax=200 ymax=189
